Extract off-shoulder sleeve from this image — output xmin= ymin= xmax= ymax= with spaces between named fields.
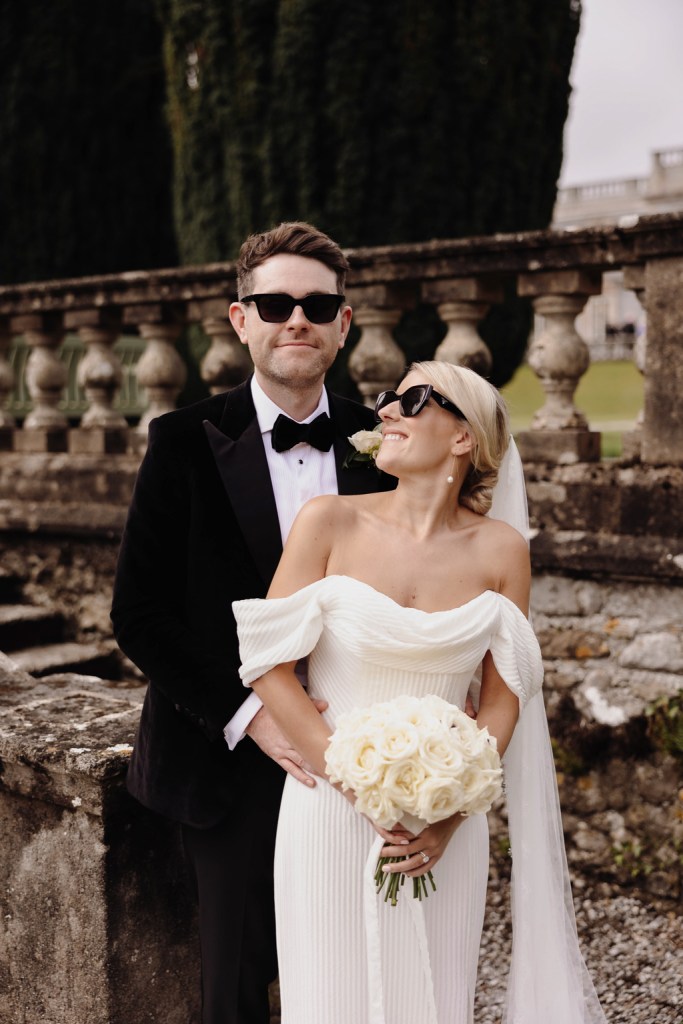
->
xmin=488 ymin=597 xmax=544 ymax=708
xmin=233 ymin=583 xmax=325 ymax=686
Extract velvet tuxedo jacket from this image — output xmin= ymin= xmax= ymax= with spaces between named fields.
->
xmin=111 ymin=378 xmax=392 ymax=828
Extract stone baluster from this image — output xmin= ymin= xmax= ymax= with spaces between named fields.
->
xmin=620 ymin=265 xmax=646 ymax=461
xmin=11 ymin=314 xmax=68 ymax=452
xmin=641 ymin=256 xmax=683 ymax=465
xmin=516 ymin=270 xmax=602 ymax=464
xmin=191 ymin=300 xmax=252 ymax=393
xmin=422 ymin=278 xmax=503 ymax=376
xmin=135 ymin=322 xmax=187 ymax=433
xmin=346 ymin=286 xmax=412 ymax=408
xmin=0 ymin=322 xmax=15 ymax=449
xmin=63 ymin=311 xmax=128 ymax=454
xmin=122 ymin=304 xmax=187 ymax=437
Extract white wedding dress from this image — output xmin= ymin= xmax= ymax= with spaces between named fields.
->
xmin=235 ymin=575 xmax=556 ymax=1024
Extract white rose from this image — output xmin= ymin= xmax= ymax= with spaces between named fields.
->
xmin=417 ymin=728 xmax=465 ymax=776
xmin=355 ymin=785 xmax=400 ymax=828
xmin=419 ymin=695 xmax=453 ymax=718
xmin=335 ymin=740 xmax=385 ymax=791
xmin=382 ymin=758 xmax=427 ymax=814
xmin=375 ymin=720 xmax=420 ymax=762
xmin=464 ymin=777 xmax=503 ymax=816
xmin=415 ymin=776 xmax=466 ymax=823
xmin=325 ymin=731 xmax=366 ymax=784
xmin=453 ymin=720 xmax=491 ymax=759
xmin=348 ymin=427 xmax=383 ymax=456
xmin=476 ymin=739 xmax=501 ymax=772
xmin=458 ymin=765 xmax=503 ymax=815
xmin=423 ymin=697 xmax=467 ymax=730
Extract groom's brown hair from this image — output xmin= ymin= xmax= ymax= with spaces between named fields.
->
xmin=236 ymin=221 xmax=350 ymax=297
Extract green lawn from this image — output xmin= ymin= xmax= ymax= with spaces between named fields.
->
xmin=501 ymin=361 xmax=643 ymax=457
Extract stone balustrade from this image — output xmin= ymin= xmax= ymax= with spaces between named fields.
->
xmin=1 ymin=212 xmax=682 ymax=466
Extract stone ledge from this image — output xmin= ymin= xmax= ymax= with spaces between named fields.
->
xmin=0 ymin=455 xmax=682 ymax=582
xmin=2 ymin=213 xmax=682 ymax=316
xmin=0 ymin=450 xmax=139 ymax=499
xmin=531 ymin=530 xmax=683 ymax=582
xmin=0 ymin=665 xmax=144 ymax=813
xmin=0 ymin=499 xmax=128 ymax=537
xmin=0 ymin=661 xmax=199 ymax=1024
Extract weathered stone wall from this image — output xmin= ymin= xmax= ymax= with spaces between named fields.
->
xmin=529 ymin=575 xmax=683 ymax=898
xmin=0 ymin=661 xmax=199 ymax=1024
xmin=1 ymin=533 xmax=121 ymax=643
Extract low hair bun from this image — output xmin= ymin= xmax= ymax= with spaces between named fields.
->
xmin=460 ymin=467 xmax=497 ymax=516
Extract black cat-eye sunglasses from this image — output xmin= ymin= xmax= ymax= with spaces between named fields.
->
xmin=374 ymin=384 xmax=467 ymax=421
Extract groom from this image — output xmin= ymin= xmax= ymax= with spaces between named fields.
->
xmin=111 ymin=222 xmax=394 ymax=1024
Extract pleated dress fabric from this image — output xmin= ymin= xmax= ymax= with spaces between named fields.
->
xmin=234 ymin=576 xmax=544 ymax=1024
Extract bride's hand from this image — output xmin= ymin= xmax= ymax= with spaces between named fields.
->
xmin=379 ymin=814 xmax=463 ymax=878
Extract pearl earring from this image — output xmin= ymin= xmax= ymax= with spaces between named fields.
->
xmin=446 ymin=453 xmax=456 ymax=485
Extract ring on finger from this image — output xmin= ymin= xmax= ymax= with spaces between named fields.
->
xmin=420 ymin=851 xmax=430 ymax=864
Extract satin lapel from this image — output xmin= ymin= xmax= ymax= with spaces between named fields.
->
xmin=203 ymin=417 xmax=283 ymax=588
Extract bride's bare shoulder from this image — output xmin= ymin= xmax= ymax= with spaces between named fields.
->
xmin=471 ymin=517 xmax=531 ymax=602
xmin=293 ymin=492 xmax=367 ymax=529
xmin=469 ymin=514 xmax=529 ymax=569
xmin=477 ymin=515 xmax=528 ymax=549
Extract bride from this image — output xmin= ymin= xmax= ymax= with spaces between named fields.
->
xmin=233 ymin=361 xmax=607 ymax=1024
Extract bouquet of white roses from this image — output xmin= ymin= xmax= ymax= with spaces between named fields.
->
xmin=324 ymin=694 xmax=502 ymax=905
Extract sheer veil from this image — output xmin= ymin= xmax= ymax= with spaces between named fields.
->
xmin=488 ymin=439 xmax=607 ymax=1024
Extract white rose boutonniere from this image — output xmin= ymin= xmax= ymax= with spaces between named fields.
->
xmin=343 ymin=425 xmax=383 ymax=469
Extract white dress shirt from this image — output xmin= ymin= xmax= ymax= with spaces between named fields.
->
xmin=223 ymin=377 xmax=339 ymax=748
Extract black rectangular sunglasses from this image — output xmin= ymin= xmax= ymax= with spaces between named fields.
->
xmin=375 ymin=384 xmax=467 ymax=421
xmin=240 ymin=292 xmax=345 ymax=324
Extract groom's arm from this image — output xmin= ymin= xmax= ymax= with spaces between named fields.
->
xmin=224 ymin=691 xmax=264 ymax=748
xmin=111 ymin=418 xmax=245 ymax=740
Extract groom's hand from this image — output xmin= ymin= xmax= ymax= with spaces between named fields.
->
xmin=245 ymin=700 xmax=328 ymax=786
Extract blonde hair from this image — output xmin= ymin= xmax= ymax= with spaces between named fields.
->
xmin=408 ymin=361 xmax=510 ymax=515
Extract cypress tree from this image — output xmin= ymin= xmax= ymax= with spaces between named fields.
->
xmin=162 ymin=0 xmax=579 ymax=249
xmin=157 ymin=0 xmax=279 ymax=263
xmin=0 ymin=0 xmax=177 ymax=283
xmin=154 ymin=0 xmax=583 ymax=382
xmin=256 ymin=0 xmax=580 ymax=249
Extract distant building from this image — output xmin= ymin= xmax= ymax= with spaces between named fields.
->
xmin=549 ymin=147 xmax=683 ymax=361
xmin=553 ymin=147 xmax=683 ymax=229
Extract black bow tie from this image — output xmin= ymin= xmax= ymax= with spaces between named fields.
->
xmin=271 ymin=412 xmax=335 ymax=453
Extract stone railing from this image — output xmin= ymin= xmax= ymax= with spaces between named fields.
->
xmin=556 ymin=147 xmax=683 ymax=210
xmin=556 ymin=178 xmax=650 ymax=205
xmin=1 ymin=212 xmax=682 ymax=467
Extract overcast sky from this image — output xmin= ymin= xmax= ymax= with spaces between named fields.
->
xmin=559 ymin=0 xmax=683 ymax=186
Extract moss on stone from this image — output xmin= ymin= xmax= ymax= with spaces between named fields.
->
xmin=646 ymin=694 xmax=683 ymax=763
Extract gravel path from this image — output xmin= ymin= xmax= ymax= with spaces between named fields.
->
xmin=476 ymin=878 xmax=683 ymax=1024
